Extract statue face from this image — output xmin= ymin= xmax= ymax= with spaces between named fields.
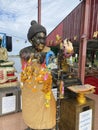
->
xmin=31 ymin=32 xmax=46 ymax=51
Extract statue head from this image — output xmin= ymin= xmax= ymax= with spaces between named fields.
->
xmin=27 ymin=20 xmax=47 ymax=51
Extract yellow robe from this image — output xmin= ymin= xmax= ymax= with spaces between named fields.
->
xmin=22 ymin=84 xmax=56 ymax=129
xmin=21 ymin=46 xmax=56 ymax=129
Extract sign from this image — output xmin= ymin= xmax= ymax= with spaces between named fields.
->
xmin=79 ymin=109 xmax=92 ymax=130
xmin=52 ymin=88 xmax=57 ymax=101
xmin=2 ymin=95 xmax=16 ymax=114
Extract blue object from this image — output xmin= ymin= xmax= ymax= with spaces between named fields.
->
xmin=46 ymin=51 xmax=55 ymax=66
xmin=0 ymin=32 xmax=6 ymax=48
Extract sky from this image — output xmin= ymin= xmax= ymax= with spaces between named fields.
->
xmin=0 ymin=0 xmax=81 ymax=55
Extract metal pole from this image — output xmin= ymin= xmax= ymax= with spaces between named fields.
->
xmin=38 ymin=0 xmax=41 ymax=24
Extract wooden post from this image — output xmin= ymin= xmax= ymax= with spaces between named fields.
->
xmin=78 ymin=0 xmax=91 ymax=84
xmin=38 ymin=0 xmax=41 ymax=24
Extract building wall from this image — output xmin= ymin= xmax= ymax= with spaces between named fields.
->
xmin=46 ymin=0 xmax=98 ymax=46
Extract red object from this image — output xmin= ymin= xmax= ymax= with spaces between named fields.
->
xmin=84 ymin=76 xmax=98 ymax=94
xmin=0 ymin=70 xmax=4 ymax=80
xmin=7 ymin=73 xmax=14 ymax=76
xmin=21 ymin=60 xmax=27 ymax=70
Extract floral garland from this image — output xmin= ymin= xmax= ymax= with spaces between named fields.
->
xmin=20 ymin=58 xmax=52 ymax=108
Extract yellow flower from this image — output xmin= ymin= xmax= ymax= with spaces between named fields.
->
xmin=45 ymin=91 xmax=51 ymax=100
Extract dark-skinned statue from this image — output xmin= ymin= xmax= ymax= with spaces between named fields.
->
xmin=19 ymin=20 xmax=56 ymax=130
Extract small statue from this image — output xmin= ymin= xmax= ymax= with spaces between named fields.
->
xmin=0 ymin=36 xmax=18 ymax=87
